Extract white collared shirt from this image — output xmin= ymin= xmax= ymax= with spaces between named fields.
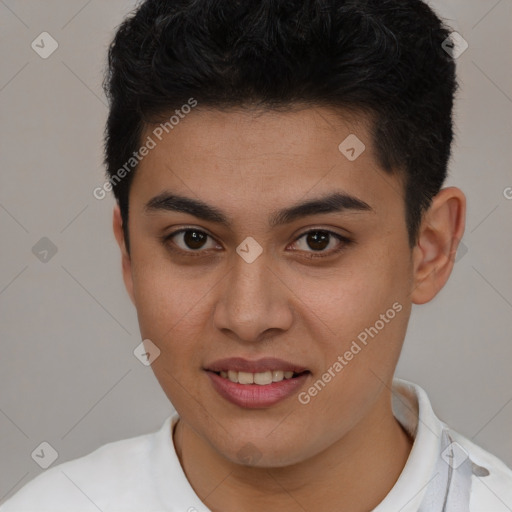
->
xmin=2 ymin=379 xmax=511 ymax=511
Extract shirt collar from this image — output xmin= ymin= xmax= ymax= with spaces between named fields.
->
xmin=372 ymin=378 xmax=444 ymax=511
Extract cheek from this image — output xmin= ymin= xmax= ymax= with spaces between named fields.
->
xmin=298 ymin=259 xmax=407 ymax=336
xmin=293 ymin=244 xmax=412 ymax=380
xmin=129 ymin=256 xmax=210 ymax=407
xmin=129 ymin=250 xmax=206 ymax=349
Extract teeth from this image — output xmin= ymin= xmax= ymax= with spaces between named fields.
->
xmin=272 ymin=370 xmax=284 ymax=382
xmin=219 ymin=370 xmax=298 ymax=385
xmin=254 ymin=371 xmax=273 ymax=385
xmin=238 ymin=371 xmax=254 ymax=384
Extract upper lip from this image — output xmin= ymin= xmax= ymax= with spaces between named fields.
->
xmin=205 ymin=357 xmax=308 ymax=374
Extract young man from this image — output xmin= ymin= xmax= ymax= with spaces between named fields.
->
xmin=2 ymin=0 xmax=511 ymax=510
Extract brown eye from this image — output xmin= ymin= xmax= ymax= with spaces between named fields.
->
xmin=305 ymin=231 xmax=330 ymax=251
xmin=164 ymin=229 xmax=218 ymax=253
xmin=290 ymin=229 xmax=351 ymax=258
xmin=182 ymin=230 xmax=208 ymax=249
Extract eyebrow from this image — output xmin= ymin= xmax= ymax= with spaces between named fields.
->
xmin=144 ymin=191 xmax=373 ymax=228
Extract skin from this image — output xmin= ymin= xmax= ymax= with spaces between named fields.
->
xmin=113 ymin=106 xmax=466 ymax=512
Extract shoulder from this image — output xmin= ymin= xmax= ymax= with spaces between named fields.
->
xmin=445 ymin=424 xmax=512 ymax=511
xmin=0 ymin=419 xmax=172 ymax=512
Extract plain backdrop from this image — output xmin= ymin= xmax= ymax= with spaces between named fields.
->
xmin=0 ymin=0 xmax=511 ymax=504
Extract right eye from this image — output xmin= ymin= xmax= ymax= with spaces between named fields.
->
xmin=162 ymin=228 xmax=221 ymax=254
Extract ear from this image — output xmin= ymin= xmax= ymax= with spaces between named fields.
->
xmin=113 ymin=204 xmax=135 ymax=305
xmin=410 ymin=187 xmax=466 ymax=304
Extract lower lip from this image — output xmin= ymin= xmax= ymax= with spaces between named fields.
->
xmin=206 ymin=371 xmax=309 ymax=409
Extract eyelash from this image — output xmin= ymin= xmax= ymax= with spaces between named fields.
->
xmin=161 ymin=228 xmax=352 ymax=259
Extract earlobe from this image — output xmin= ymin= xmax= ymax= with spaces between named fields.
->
xmin=112 ymin=205 xmax=136 ymax=305
xmin=410 ymin=187 xmax=466 ymax=305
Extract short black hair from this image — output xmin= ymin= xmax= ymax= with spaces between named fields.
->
xmin=103 ymin=0 xmax=458 ymax=253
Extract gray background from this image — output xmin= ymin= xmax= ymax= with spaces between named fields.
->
xmin=0 ymin=0 xmax=511 ymax=504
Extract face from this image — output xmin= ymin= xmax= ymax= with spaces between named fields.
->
xmin=117 ymin=106 xmax=417 ymax=466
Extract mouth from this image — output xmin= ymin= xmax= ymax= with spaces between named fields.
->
xmin=204 ymin=357 xmax=311 ymax=408
xmin=210 ymin=369 xmax=310 ymax=385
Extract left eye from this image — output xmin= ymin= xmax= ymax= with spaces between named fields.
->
xmin=290 ymin=230 xmax=349 ymax=256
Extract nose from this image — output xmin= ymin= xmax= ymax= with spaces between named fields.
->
xmin=213 ymin=249 xmax=293 ymax=344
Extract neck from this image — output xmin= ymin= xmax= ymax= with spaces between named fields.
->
xmin=173 ymin=389 xmax=413 ymax=512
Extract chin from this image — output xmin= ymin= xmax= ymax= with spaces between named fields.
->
xmin=214 ymin=432 xmax=313 ymax=469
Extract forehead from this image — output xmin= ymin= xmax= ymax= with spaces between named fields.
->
xmin=130 ymin=106 xmax=404 ymax=225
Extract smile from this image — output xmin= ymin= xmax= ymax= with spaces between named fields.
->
xmin=204 ymin=357 xmax=310 ymax=407
xmin=214 ymin=370 xmax=304 ymax=385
